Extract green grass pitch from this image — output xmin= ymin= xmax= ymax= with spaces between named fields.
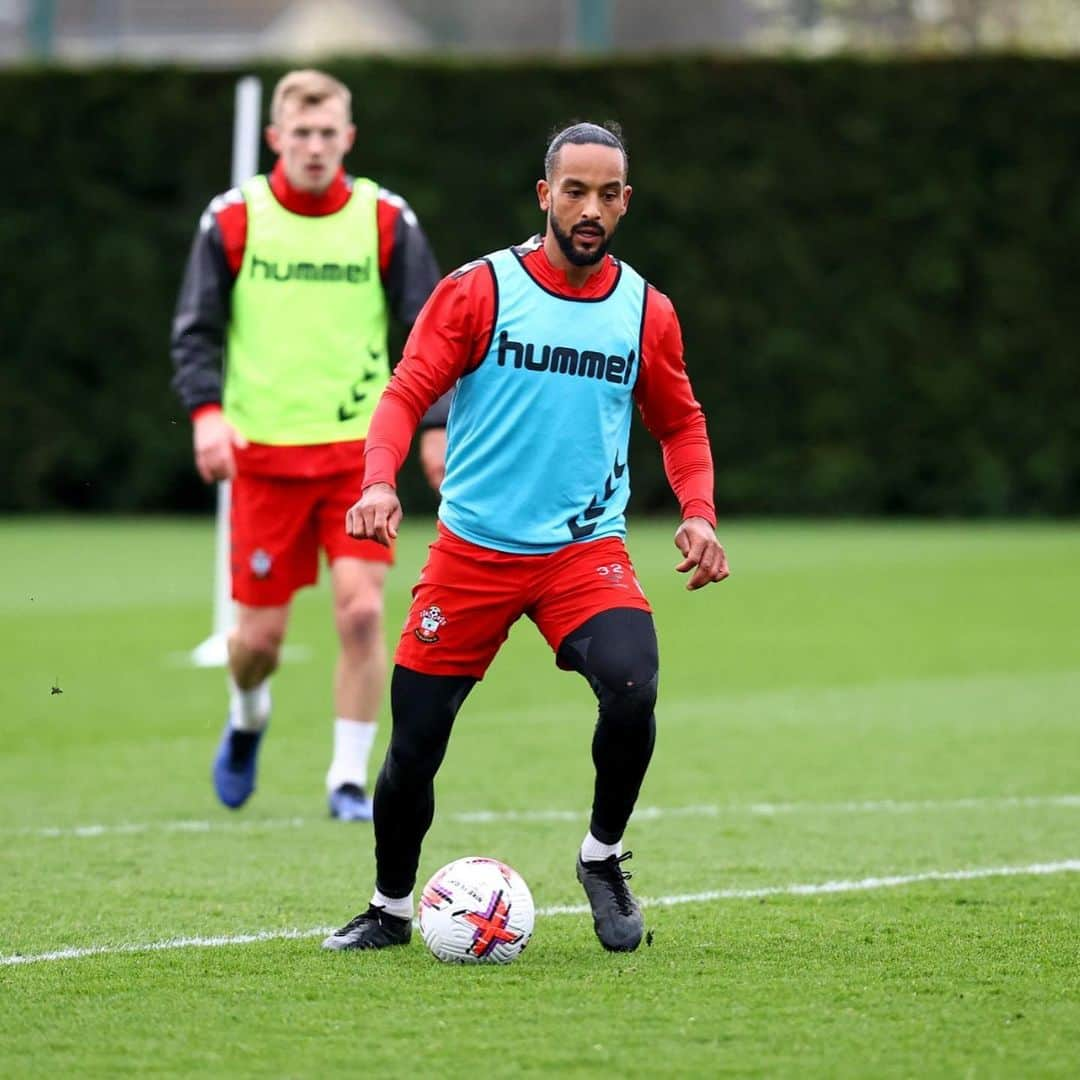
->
xmin=1 ymin=516 xmax=1078 ymax=1077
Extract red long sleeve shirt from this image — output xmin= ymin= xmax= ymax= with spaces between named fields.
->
xmin=364 ymin=242 xmax=716 ymax=525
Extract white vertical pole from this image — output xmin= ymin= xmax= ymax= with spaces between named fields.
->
xmin=190 ymin=75 xmax=262 ymax=668
xmin=231 ymin=76 xmax=263 ymax=187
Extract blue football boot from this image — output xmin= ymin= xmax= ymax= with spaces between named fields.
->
xmin=212 ymin=723 xmax=266 ymax=809
xmin=328 ymin=783 xmax=373 ymax=822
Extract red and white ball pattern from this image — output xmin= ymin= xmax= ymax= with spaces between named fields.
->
xmin=419 ymin=856 xmax=535 ymax=964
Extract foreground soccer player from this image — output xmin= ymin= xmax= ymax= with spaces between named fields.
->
xmin=324 ymin=122 xmax=728 ymax=953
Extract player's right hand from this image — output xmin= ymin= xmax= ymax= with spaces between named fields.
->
xmin=193 ymin=411 xmax=247 ymax=483
xmin=346 ymin=482 xmax=402 ymax=546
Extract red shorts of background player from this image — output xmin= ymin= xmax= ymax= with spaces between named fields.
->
xmin=395 ymin=523 xmax=652 ymax=679
xmin=230 ymin=470 xmax=393 ymax=607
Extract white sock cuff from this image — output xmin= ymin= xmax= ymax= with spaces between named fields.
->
xmin=228 ymin=678 xmax=271 ymax=732
xmin=326 ymin=718 xmax=378 ymax=792
xmin=580 ymin=832 xmax=623 ymax=863
xmin=371 ymin=889 xmax=413 ymax=919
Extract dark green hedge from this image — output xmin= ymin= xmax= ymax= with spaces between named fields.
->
xmin=2 ymin=57 xmax=1078 ymax=515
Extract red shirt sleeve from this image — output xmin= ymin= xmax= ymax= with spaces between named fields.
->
xmin=214 ymin=198 xmax=247 ymax=278
xmin=363 ymin=260 xmax=496 ymax=487
xmin=376 ymin=197 xmax=399 ymax=278
xmin=634 ymin=286 xmax=717 ymax=525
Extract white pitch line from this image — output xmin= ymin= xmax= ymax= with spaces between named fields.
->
xmin=15 ymin=817 xmax=308 ymax=840
xmin=455 ymin=794 xmax=1080 ymax=823
xmin=3 ymin=859 xmax=1078 ymax=967
xmin=537 ymin=859 xmax=1080 ymax=915
xmin=0 ymin=927 xmax=331 ymax=968
xmin=9 ymin=794 xmax=1080 ymax=841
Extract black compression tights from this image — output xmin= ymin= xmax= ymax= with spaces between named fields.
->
xmin=373 ymin=608 xmax=658 ymax=897
xmin=373 ymin=668 xmax=475 ymax=898
xmin=556 ymin=607 xmax=659 ymax=845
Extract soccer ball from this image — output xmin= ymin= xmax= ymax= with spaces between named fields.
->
xmin=419 ymin=856 xmax=535 ymax=964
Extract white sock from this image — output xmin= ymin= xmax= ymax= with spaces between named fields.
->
xmin=326 ymin=718 xmax=377 ymax=792
xmin=371 ymin=888 xmax=413 ymax=919
xmin=228 ymin=678 xmax=271 ymax=732
xmin=580 ymin=831 xmax=622 ymax=863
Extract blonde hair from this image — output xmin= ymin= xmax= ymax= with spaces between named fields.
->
xmin=270 ymin=69 xmax=352 ymax=125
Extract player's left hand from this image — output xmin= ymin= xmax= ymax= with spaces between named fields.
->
xmin=418 ymin=427 xmax=447 ymax=491
xmin=674 ymin=517 xmax=730 ymax=591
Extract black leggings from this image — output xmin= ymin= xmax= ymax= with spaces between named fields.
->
xmin=373 ymin=607 xmax=658 ymax=898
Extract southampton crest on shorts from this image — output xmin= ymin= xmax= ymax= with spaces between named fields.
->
xmin=414 ymin=604 xmax=447 ymax=644
xmin=250 ymin=548 xmax=272 ymax=579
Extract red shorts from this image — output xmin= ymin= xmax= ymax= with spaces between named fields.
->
xmin=395 ymin=524 xmax=652 ymax=679
xmin=230 ymin=470 xmax=392 ymax=607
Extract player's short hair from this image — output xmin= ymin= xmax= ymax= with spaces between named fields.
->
xmin=270 ymin=69 xmax=352 ymax=125
xmin=544 ymin=122 xmax=628 ymax=181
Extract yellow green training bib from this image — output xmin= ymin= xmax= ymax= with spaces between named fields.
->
xmin=224 ymin=174 xmax=390 ymax=445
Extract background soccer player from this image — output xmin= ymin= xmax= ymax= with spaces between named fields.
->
xmin=170 ymin=69 xmax=449 ymax=822
xmin=323 ymin=121 xmax=728 ymax=952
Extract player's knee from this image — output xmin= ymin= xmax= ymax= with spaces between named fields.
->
xmin=232 ymin=623 xmax=284 ymax=668
xmin=600 ymin=670 xmax=658 ymax=726
xmin=587 ymin=628 xmax=658 ymax=719
xmin=336 ymin=596 xmax=383 ymax=646
xmin=384 ymin=734 xmax=444 ymax=788
xmin=384 ymin=668 xmax=474 ymax=787
xmin=336 ymin=596 xmax=388 ymax=643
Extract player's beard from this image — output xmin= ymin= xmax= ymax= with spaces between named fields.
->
xmin=549 ymin=213 xmax=616 ymax=267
